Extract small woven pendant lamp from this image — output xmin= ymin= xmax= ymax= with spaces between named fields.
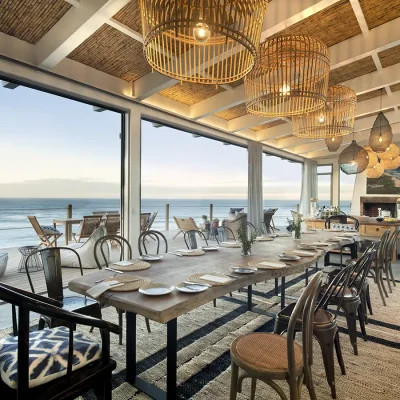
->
xmin=339 ymin=136 xmax=369 ymax=175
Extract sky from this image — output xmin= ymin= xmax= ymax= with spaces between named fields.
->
xmin=0 ymin=83 xmax=353 ymax=201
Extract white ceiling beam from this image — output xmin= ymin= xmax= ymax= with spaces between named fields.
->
xmin=260 ymin=0 xmax=342 ymax=41
xmin=189 ymin=86 xmax=245 ymax=120
xmin=36 ymin=0 xmax=131 ymax=68
xmin=349 ymin=0 xmax=369 ymax=35
xmin=65 ymin=0 xmax=81 ymax=7
xmin=133 ymin=73 xmax=178 ymax=101
xmin=228 ymin=115 xmax=280 ymax=133
xmin=106 ymin=18 xmax=143 ymax=42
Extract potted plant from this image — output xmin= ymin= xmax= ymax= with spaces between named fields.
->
xmin=237 ymin=226 xmax=256 ymax=256
xmin=212 ymin=218 xmax=219 ymax=228
xmin=288 ymin=218 xmax=302 ymax=240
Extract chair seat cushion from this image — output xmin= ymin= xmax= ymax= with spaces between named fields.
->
xmin=0 ymin=326 xmax=101 ymax=389
xmin=40 ymin=226 xmax=61 ymax=235
xmin=231 ymin=333 xmax=303 ymax=374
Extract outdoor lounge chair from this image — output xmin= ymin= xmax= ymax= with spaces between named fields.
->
xmin=140 ymin=213 xmax=151 ymax=232
xmin=27 ymin=216 xmax=62 ymax=248
xmin=73 ymin=215 xmax=102 ymax=243
xmin=104 ymin=214 xmax=120 ymax=236
xmin=173 ymin=216 xmax=201 ymax=239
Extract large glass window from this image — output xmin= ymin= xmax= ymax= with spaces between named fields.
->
xmin=263 ymin=154 xmax=302 ymax=227
xmin=317 ymin=164 xmax=332 ymax=206
xmin=0 ymin=85 xmax=122 ymax=248
xmin=141 ymin=120 xmax=248 ymax=230
xmin=340 ymin=169 xmax=356 ymax=214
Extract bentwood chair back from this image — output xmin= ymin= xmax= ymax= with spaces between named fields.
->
xmin=184 ymin=230 xmax=208 ymax=249
xmin=324 ymin=215 xmax=360 ymax=230
xmin=372 ymin=230 xmax=391 ymax=305
xmin=0 ymin=283 xmax=119 ymax=400
xmin=138 ymin=230 xmax=168 ymax=255
xmin=384 ymin=226 xmax=400 ymax=291
xmin=230 ymin=271 xmax=323 ymax=400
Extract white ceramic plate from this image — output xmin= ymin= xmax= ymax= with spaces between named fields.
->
xmin=277 ymin=254 xmax=301 ymax=261
xmin=139 ymin=284 xmax=175 ymax=296
xmin=140 ymin=254 xmax=163 ymax=261
xmin=230 ymin=266 xmax=257 ymax=274
xmin=298 ymin=245 xmax=317 ymax=250
xmin=202 ymin=246 xmax=219 ymax=251
xmin=176 ymin=282 xmax=209 ymax=293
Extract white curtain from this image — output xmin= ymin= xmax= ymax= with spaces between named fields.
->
xmin=248 ymin=142 xmax=263 ymax=231
xmin=300 ymin=159 xmax=317 ymax=217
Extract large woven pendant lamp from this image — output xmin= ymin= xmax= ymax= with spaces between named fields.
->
xmin=377 ymin=143 xmax=400 ymax=160
xmin=325 ymin=136 xmax=343 ymax=152
xmin=140 ymin=0 xmax=268 ymax=85
xmin=292 ymin=85 xmax=356 ymax=139
xmin=381 ymin=156 xmax=400 ymax=170
xmin=369 ymin=89 xmax=393 ymax=151
xmin=245 ymin=35 xmax=330 ymax=117
xmin=339 ymin=138 xmax=369 ymax=175
xmin=365 ymin=162 xmax=384 ymax=178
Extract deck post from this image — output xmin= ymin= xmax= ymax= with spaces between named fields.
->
xmin=165 ymin=203 xmax=170 ymax=230
xmin=210 ymin=204 xmax=213 ymax=221
xmin=66 ymin=204 xmax=72 ymax=242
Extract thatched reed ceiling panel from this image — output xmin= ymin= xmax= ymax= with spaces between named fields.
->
xmin=359 ymin=0 xmax=400 ymax=30
xmin=215 ymin=104 xmax=247 ymax=121
xmin=268 ymin=0 xmax=361 ymax=47
xmin=329 ymin=56 xmax=377 ymax=85
xmin=68 ymin=25 xmax=151 ymax=82
xmin=159 ymin=82 xmax=225 ymax=106
xmin=251 ymin=119 xmax=288 ymax=131
xmin=390 ymin=83 xmax=400 ymax=93
xmin=355 ymin=108 xmax=394 ymax=120
xmin=113 ymin=0 xmax=142 ymax=34
xmin=0 ymin=0 xmax=71 ymax=44
xmin=378 ymin=44 xmax=400 ymax=68
xmin=357 ymin=88 xmax=385 ymax=103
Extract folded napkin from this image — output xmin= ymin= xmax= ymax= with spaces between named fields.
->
xmin=113 ymin=260 xmax=134 ymax=267
xmin=256 ymin=261 xmax=286 ymax=269
xmin=199 ymin=274 xmax=232 ymax=284
xmin=176 ymin=249 xmax=196 ymax=253
xmin=87 ymin=280 xmax=123 ymax=299
xmin=291 ymin=250 xmax=315 ymax=256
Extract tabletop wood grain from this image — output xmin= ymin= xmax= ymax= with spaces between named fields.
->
xmin=68 ymin=231 xmax=359 ymax=323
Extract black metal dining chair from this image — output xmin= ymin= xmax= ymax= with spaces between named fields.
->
xmin=0 ymin=283 xmax=119 ymax=400
xmin=138 ymin=230 xmax=168 ymax=255
xmin=23 ymin=247 xmax=101 ymax=332
xmin=183 ymin=229 xmax=209 ymax=249
xmin=94 ymin=235 xmax=151 ymax=342
xmin=384 ymin=226 xmax=400 ymax=292
xmin=275 ymin=266 xmax=352 ymax=399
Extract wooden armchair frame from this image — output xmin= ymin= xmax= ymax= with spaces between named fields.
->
xmin=27 ymin=216 xmax=62 ymax=248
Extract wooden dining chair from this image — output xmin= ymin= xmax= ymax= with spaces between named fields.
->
xmin=230 ymin=271 xmax=323 ymax=400
xmin=23 ymin=247 xmax=101 ymax=331
xmin=275 ymin=266 xmax=352 ymax=399
xmin=0 ymin=283 xmax=119 ymax=400
xmin=94 ymin=235 xmax=151 ymax=342
xmin=73 ymin=216 xmax=102 ymax=243
xmin=27 ymin=216 xmax=62 ymax=248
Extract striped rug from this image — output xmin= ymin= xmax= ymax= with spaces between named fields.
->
xmin=1 ymin=271 xmax=399 ymax=399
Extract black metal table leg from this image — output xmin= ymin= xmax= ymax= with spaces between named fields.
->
xmin=274 ymin=278 xmax=279 ymax=295
xmin=166 ymin=318 xmax=177 ymax=400
xmin=247 ymin=285 xmax=252 ymax=311
xmin=305 ymin=268 xmax=309 ymax=286
xmin=126 ymin=312 xmax=137 ymax=382
xmin=280 ymin=276 xmax=286 ymax=309
xmin=315 ymin=262 xmax=318 ymax=272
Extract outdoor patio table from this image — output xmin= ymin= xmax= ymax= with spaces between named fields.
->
xmin=53 ymin=218 xmax=83 ymax=245
xmin=68 ymin=230 xmax=361 ymax=400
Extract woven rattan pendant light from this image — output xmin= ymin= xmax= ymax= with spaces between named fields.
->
xmin=363 ymin=145 xmax=379 ymax=168
xmin=369 ymin=90 xmax=393 ymax=151
xmin=292 ymin=85 xmax=356 ymax=138
xmin=339 ymin=139 xmax=369 ymax=175
xmin=365 ymin=162 xmax=384 ymax=178
xmin=245 ymin=35 xmax=330 ymax=117
xmin=381 ymin=156 xmax=400 ymax=170
xmin=377 ymin=143 xmax=400 ymax=160
xmin=140 ymin=0 xmax=268 ymax=85
xmin=325 ymin=136 xmax=343 ymax=152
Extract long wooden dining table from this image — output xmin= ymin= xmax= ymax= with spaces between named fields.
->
xmin=68 ymin=230 xmax=361 ymax=400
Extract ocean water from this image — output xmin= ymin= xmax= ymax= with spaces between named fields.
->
xmin=0 ymin=198 xmax=351 ymax=249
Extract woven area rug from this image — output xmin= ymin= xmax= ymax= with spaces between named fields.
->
xmin=1 ymin=271 xmax=399 ymax=399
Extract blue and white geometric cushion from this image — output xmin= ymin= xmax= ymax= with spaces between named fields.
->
xmin=40 ymin=226 xmax=61 ymax=235
xmin=0 ymin=326 xmax=101 ymax=389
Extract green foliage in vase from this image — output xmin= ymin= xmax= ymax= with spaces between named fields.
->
xmin=288 ymin=218 xmax=302 ymax=239
xmin=237 ymin=226 xmax=257 ymax=255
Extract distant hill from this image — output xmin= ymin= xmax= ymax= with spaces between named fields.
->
xmin=0 ymin=179 xmax=119 ymax=198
